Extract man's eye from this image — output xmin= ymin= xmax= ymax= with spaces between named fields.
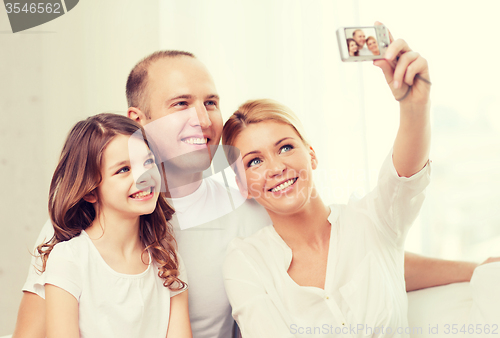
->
xmin=248 ymin=158 xmax=262 ymax=167
xmin=205 ymin=101 xmax=217 ymax=108
xmin=174 ymin=101 xmax=189 ymax=107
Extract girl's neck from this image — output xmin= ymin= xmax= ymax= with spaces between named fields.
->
xmin=269 ymin=192 xmax=331 ymax=250
xmin=85 ymin=210 xmax=143 ymax=256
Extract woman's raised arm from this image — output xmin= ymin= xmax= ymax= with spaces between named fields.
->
xmin=374 ymin=22 xmax=431 ymax=177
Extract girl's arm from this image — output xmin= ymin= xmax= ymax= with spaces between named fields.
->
xmin=45 ymin=284 xmax=79 ymax=338
xmin=373 ymin=23 xmax=431 ymax=178
xmin=166 ymin=290 xmax=192 ymax=338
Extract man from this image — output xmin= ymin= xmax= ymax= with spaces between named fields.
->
xmin=353 ymin=29 xmax=372 ymax=56
xmin=12 ymin=50 xmax=485 ymax=338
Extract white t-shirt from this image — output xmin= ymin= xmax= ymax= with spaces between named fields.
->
xmin=33 ymin=230 xmax=187 ymax=338
xmin=223 ymin=151 xmax=431 ymax=338
xmin=23 ymin=177 xmax=271 ymax=338
xmin=358 ymin=46 xmax=372 ymax=56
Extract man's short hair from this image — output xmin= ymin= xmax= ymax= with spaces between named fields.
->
xmin=353 ymin=29 xmax=364 ymax=37
xmin=126 ymin=50 xmax=195 ymax=118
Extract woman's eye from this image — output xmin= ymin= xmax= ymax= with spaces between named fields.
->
xmin=280 ymin=145 xmax=293 ymax=153
xmin=248 ymin=158 xmax=262 ymax=167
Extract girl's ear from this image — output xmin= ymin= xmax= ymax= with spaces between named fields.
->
xmin=83 ymin=190 xmax=98 ymax=204
xmin=309 ymin=146 xmax=318 ymax=170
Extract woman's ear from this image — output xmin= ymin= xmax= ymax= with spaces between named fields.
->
xmin=83 ymin=190 xmax=98 ymax=204
xmin=309 ymin=146 xmax=318 ymax=170
xmin=128 ymin=107 xmax=148 ymax=126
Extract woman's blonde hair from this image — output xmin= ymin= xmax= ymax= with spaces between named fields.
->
xmin=222 ymin=99 xmax=309 ymax=166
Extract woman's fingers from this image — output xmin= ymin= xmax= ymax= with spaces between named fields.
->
xmin=385 ymin=38 xmax=412 ymax=62
xmin=372 ymin=22 xmax=431 ymax=103
xmin=403 ymin=57 xmax=430 ymax=87
xmin=392 ymin=51 xmax=420 ymax=88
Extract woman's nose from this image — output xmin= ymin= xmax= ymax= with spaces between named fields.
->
xmin=266 ymin=156 xmax=286 ymax=177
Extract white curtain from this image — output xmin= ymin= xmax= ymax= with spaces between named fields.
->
xmin=159 ymin=0 xmax=500 ymax=260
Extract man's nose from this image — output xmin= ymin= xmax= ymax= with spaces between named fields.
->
xmin=191 ymin=102 xmax=212 ymax=129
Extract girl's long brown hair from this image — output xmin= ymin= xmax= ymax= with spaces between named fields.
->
xmin=37 ymin=113 xmax=186 ymax=291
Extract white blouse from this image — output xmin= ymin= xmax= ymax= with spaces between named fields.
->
xmin=223 ymin=152 xmax=431 ymax=338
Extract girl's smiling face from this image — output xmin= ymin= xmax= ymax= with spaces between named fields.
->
xmin=349 ymin=40 xmax=358 ymax=53
xmin=96 ymin=134 xmax=161 ymax=219
xmin=233 ymin=120 xmax=318 ymax=216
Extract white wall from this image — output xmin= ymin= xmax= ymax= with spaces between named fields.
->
xmin=0 ymin=1 xmax=161 ymax=334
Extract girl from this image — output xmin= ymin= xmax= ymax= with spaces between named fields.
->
xmin=35 ymin=113 xmax=191 ymax=338
xmin=347 ymin=38 xmax=359 ymax=56
xmin=222 ymin=28 xmax=431 ymax=337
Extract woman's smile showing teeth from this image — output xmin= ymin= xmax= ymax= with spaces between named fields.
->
xmin=269 ymin=178 xmax=298 ymax=193
xmin=129 ymin=187 xmax=154 ymax=200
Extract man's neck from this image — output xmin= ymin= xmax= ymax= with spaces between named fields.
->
xmin=161 ymin=166 xmax=204 ymax=198
xmin=166 ymin=178 xmax=203 ymax=198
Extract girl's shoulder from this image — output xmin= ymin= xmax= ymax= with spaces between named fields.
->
xmin=50 ymin=231 xmax=90 ymax=260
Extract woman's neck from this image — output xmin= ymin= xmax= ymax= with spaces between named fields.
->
xmin=269 ymin=192 xmax=331 ymax=250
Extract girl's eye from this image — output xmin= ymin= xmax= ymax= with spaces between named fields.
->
xmin=116 ymin=166 xmax=130 ymax=174
xmin=144 ymin=158 xmax=155 ymax=166
xmin=248 ymin=158 xmax=262 ymax=168
xmin=280 ymin=144 xmax=294 ymax=154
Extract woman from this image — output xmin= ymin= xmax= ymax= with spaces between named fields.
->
xmin=347 ymin=38 xmax=359 ymax=56
xmin=366 ymin=36 xmax=380 ymax=55
xmin=222 ymin=28 xmax=431 ymax=337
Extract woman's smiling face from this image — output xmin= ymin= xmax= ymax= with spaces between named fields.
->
xmin=233 ymin=120 xmax=318 ymax=216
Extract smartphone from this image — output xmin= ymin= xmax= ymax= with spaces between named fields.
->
xmin=336 ymin=25 xmax=390 ymax=62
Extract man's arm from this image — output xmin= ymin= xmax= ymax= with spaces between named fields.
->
xmin=12 ymin=292 xmax=46 ymax=338
xmin=404 ymin=251 xmax=478 ymax=292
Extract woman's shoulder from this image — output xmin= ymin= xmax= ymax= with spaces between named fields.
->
xmin=226 ymin=225 xmax=278 ymax=255
xmin=224 ymin=224 xmax=290 ymax=276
